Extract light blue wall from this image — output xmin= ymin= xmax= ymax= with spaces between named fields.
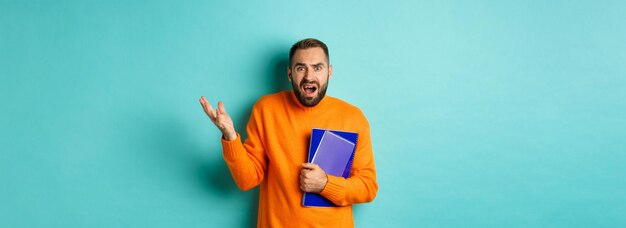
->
xmin=1 ymin=1 xmax=625 ymax=227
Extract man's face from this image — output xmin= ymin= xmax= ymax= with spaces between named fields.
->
xmin=288 ymin=47 xmax=333 ymax=107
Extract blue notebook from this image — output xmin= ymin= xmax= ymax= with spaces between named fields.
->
xmin=302 ymin=128 xmax=358 ymax=207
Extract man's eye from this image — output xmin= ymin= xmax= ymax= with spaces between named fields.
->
xmin=314 ymin=66 xmax=322 ymax=71
xmin=297 ymin=67 xmax=305 ymax=71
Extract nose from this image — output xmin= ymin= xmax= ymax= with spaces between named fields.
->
xmin=303 ymin=67 xmax=313 ymax=79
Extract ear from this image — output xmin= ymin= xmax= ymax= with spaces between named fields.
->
xmin=287 ymin=67 xmax=292 ymax=82
xmin=328 ymin=65 xmax=333 ymax=80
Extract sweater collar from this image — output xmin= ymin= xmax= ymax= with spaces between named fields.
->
xmin=287 ymin=90 xmax=331 ymax=113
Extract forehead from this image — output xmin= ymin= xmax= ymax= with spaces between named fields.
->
xmin=292 ymin=47 xmax=327 ymax=64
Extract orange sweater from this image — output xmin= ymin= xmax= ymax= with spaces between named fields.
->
xmin=221 ymin=91 xmax=378 ymax=227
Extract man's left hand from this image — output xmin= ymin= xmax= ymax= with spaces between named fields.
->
xmin=300 ymin=163 xmax=328 ymax=193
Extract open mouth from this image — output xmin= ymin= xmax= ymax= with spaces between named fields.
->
xmin=302 ymin=84 xmax=318 ymax=95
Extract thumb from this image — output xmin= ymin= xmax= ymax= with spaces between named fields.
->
xmin=218 ymin=101 xmax=227 ymax=114
xmin=301 ymin=163 xmax=319 ymax=170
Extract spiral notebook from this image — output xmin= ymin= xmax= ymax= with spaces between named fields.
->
xmin=302 ymin=128 xmax=358 ymax=207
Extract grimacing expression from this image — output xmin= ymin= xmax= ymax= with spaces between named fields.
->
xmin=288 ymin=47 xmax=333 ymax=107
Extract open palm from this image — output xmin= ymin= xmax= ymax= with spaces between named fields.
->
xmin=199 ymin=96 xmax=237 ymax=140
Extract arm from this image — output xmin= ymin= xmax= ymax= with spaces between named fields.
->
xmin=319 ymin=121 xmax=378 ymax=206
xmin=199 ymin=97 xmax=267 ymax=191
xmin=299 ymin=120 xmax=378 ymax=206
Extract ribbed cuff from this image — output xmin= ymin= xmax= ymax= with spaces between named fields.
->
xmin=320 ymin=175 xmax=346 ymax=204
xmin=221 ymin=133 xmax=243 ymax=161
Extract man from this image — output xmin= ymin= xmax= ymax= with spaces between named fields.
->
xmin=199 ymin=38 xmax=377 ymax=227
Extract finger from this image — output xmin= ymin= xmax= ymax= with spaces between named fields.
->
xmin=200 ymin=102 xmax=211 ymax=118
xmin=301 ymin=163 xmax=319 ymax=170
xmin=201 ymin=102 xmax=212 ymax=119
xmin=200 ymin=96 xmax=212 ymax=111
xmin=199 ymin=96 xmax=208 ymax=111
xmin=206 ymin=103 xmax=217 ymax=120
xmin=200 ymin=97 xmax=217 ymax=119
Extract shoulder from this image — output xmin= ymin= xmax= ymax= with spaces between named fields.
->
xmin=329 ymin=96 xmax=360 ymax=112
xmin=252 ymin=91 xmax=290 ymax=111
xmin=327 ymin=96 xmax=369 ymax=123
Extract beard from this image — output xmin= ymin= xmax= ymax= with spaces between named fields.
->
xmin=291 ymin=76 xmax=329 ymax=107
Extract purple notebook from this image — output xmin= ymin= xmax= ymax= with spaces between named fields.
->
xmin=311 ymin=131 xmax=355 ymax=176
xmin=302 ymin=128 xmax=358 ymax=207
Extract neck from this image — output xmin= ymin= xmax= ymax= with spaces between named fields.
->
xmin=288 ymin=90 xmax=331 ymax=113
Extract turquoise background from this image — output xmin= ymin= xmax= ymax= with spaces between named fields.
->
xmin=1 ymin=0 xmax=625 ymax=227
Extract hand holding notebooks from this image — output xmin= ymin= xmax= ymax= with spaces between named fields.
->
xmin=302 ymin=128 xmax=358 ymax=207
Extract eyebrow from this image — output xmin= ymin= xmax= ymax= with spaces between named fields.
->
xmin=294 ymin=62 xmax=326 ymax=67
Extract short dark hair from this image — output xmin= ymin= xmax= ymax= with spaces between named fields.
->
xmin=289 ymin=38 xmax=329 ymax=67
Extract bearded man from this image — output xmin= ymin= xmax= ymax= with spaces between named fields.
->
xmin=199 ymin=38 xmax=378 ymax=228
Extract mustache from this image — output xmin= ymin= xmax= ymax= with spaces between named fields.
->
xmin=299 ymin=79 xmax=319 ymax=87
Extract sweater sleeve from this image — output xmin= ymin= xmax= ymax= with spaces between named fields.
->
xmin=221 ymin=106 xmax=267 ymax=191
xmin=319 ymin=118 xmax=378 ymax=206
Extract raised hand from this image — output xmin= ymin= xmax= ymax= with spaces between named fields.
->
xmin=199 ymin=96 xmax=237 ymax=140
